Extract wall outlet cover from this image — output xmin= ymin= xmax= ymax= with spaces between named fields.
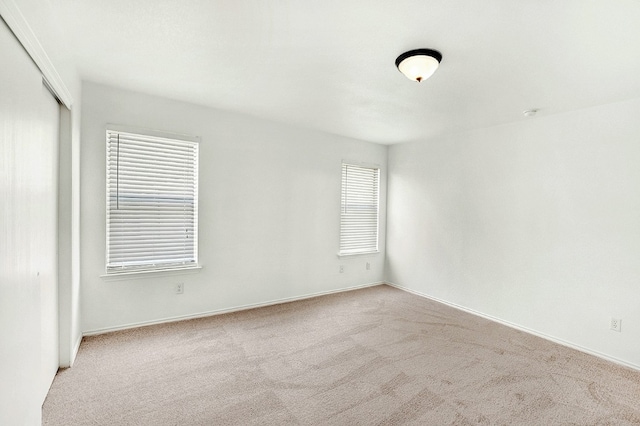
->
xmin=610 ymin=318 xmax=621 ymax=332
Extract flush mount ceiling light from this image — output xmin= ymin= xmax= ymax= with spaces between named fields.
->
xmin=395 ymin=48 xmax=443 ymax=82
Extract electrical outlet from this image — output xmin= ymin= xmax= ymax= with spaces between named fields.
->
xmin=339 ymin=265 xmax=344 ymax=273
xmin=175 ymin=283 xmax=184 ymax=294
xmin=366 ymin=262 xmax=371 ymax=270
xmin=610 ymin=318 xmax=621 ymax=332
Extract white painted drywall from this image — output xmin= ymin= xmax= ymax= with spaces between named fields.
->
xmin=386 ymin=98 xmax=640 ymax=368
xmin=80 ymin=82 xmax=387 ymax=333
xmin=58 ymin=102 xmax=83 ymax=367
xmin=58 ymin=98 xmax=82 ymax=367
xmin=0 ymin=17 xmax=60 ymax=425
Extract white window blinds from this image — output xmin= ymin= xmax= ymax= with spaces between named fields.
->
xmin=106 ymin=130 xmax=199 ymax=273
xmin=340 ymin=163 xmax=380 ymax=255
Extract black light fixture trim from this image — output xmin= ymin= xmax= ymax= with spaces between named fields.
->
xmin=395 ymin=48 xmax=443 ymax=68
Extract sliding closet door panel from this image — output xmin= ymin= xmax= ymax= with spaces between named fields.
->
xmin=0 ymin=17 xmax=59 ymax=426
xmin=39 ymin=83 xmax=60 ymax=402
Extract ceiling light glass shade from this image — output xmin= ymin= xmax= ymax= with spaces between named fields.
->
xmin=395 ymin=49 xmax=442 ymax=82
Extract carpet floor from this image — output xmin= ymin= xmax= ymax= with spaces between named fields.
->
xmin=43 ymin=285 xmax=640 ymax=425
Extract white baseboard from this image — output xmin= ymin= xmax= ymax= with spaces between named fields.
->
xmin=385 ymin=282 xmax=640 ymax=373
xmin=83 ymin=281 xmax=384 ymax=337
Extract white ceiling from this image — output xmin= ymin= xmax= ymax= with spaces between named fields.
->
xmin=50 ymin=0 xmax=640 ymax=144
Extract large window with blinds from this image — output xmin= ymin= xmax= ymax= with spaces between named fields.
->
xmin=106 ymin=129 xmax=199 ymax=273
xmin=339 ymin=163 xmax=380 ymax=255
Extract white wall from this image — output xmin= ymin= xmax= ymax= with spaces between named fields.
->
xmin=81 ymin=82 xmax=387 ymax=333
xmin=0 ymin=17 xmax=59 ymax=425
xmin=386 ymin=97 xmax=640 ymax=368
xmin=57 ymin=102 xmax=83 ymax=367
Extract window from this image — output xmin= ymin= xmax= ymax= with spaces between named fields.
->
xmin=339 ymin=163 xmax=380 ymax=255
xmin=106 ymin=129 xmax=199 ymax=273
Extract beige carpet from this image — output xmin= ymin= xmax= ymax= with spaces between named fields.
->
xmin=43 ymin=285 xmax=640 ymax=425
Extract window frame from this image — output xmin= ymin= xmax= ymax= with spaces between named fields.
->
xmin=339 ymin=162 xmax=380 ymax=256
xmin=104 ymin=126 xmax=200 ymax=275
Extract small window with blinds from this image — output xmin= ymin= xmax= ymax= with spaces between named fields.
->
xmin=339 ymin=163 xmax=380 ymax=255
xmin=106 ymin=129 xmax=199 ymax=274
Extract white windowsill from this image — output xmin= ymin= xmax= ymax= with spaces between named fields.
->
xmin=100 ymin=265 xmax=202 ymax=281
xmin=337 ymin=251 xmax=380 ymax=258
